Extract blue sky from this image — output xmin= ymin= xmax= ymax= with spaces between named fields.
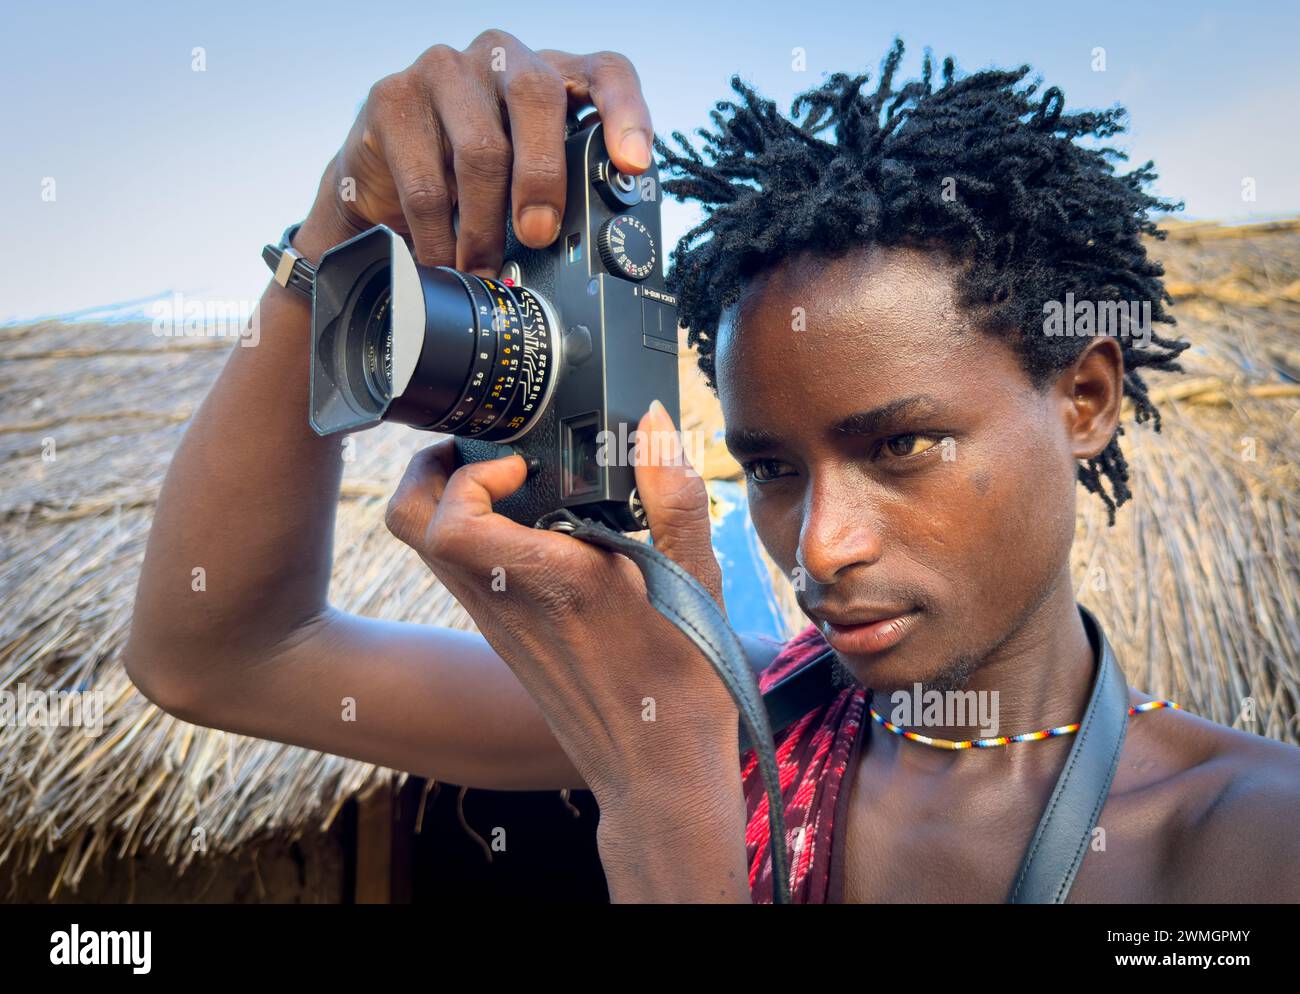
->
xmin=3 ymin=0 xmax=1297 ymax=323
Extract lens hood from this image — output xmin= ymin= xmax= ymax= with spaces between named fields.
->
xmin=308 ymin=225 xmax=434 ymax=434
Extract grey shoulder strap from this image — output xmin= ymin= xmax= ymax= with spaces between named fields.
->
xmin=1007 ymin=605 xmax=1131 ymax=903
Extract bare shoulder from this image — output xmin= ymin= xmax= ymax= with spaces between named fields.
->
xmin=1124 ymin=686 xmax=1300 ymax=772
xmin=1179 ymin=744 xmax=1300 ymax=901
xmin=1121 ymin=687 xmax=1300 ymax=901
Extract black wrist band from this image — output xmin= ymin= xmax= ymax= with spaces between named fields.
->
xmin=262 ymin=221 xmax=317 ymax=300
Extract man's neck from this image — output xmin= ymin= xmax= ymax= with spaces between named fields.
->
xmin=869 ymin=574 xmax=1097 ymax=777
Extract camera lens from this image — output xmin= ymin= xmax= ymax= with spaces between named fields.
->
xmin=337 ymin=263 xmax=400 ymax=419
xmin=361 ymin=284 xmax=393 ymax=402
xmin=335 ymin=260 xmax=560 ymax=442
xmin=444 ymin=272 xmax=560 ymax=442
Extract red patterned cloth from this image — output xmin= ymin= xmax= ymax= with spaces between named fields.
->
xmin=740 ymin=623 xmax=869 ymax=903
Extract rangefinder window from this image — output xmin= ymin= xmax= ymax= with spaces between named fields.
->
xmin=563 ymin=413 xmax=602 ymax=498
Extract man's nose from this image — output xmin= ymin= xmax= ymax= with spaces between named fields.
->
xmin=795 ymin=477 xmax=885 ymax=585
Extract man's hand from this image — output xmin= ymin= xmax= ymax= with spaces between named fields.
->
xmin=384 ymin=401 xmax=752 ymax=901
xmin=293 ymin=28 xmax=655 ymax=272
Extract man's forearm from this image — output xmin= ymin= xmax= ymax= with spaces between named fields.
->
xmin=596 ymin=756 xmax=753 ymax=903
xmin=126 ymin=175 xmax=360 ymax=682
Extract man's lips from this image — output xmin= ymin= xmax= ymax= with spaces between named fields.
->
xmin=814 ymin=609 xmax=921 ymax=655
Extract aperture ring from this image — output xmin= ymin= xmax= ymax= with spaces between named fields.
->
xmin=461 ymin=274 xmax=524 ymax=438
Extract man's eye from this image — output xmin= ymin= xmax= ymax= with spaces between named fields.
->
xmin=743 ymin=458 xmax=790 ymax=483
xmin=882 ymin=434 xmax=938 ymax=458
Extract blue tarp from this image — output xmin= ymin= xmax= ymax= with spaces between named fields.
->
xmin=706 ymin=478 xmax=788 ymax=641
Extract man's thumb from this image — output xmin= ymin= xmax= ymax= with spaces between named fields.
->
xmin=633 ymin=399 xmax=724 ymax=606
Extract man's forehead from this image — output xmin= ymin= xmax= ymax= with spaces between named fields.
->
xmin=717 ymin=262 xmax=972 ymax=369
xmin=716 ymin=305 xmax=983 ymax=410
xmin=733 ymin=243 xmax=965 ymax=310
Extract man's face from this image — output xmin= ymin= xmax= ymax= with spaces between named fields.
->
xmin=717 ymin=244 xmax=1082 ymax=691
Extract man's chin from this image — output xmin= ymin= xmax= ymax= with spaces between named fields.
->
xmin=829 ymin=643 xmax=980 ymax=695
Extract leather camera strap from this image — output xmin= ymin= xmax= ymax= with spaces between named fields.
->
xmin=535 ymin=506 xmax=793 ymax=904
xmin=1006 ymin=606 xmax=1130 ymax=903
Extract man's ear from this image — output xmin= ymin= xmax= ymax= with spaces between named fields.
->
xmin=1055 ymin=337 xmax=1124 ymax=460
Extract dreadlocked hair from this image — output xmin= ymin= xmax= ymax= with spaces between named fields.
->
xmin=652 ymin=38 xmax=1190 ymax=523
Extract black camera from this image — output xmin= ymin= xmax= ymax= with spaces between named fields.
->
xmin=307 ymin=113 xmax=680 ymax=532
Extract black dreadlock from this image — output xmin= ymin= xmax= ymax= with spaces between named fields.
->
xmin=652 ymin=39 xmax=1190 ymax=523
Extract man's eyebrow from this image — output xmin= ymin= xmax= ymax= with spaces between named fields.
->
xmin=831 ymin=395 xmax=944 ymax=438
xmin=725 ymin=395 xmax=944 ymax=457
xmin=725 ymin=426 xmax=782 ymax=458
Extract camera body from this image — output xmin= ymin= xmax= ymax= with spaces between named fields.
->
xmin=308 ymin=114 xmax=680 ymax=532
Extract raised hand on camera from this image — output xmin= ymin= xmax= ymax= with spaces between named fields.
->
xmin=297 ymin=29 xmax=654 ymax=275
xmin=382 ymin=400 xmax=740 ymax=811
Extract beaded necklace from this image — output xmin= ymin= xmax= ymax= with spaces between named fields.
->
xmin=868 ymin=698 xmax=1181 ymax=750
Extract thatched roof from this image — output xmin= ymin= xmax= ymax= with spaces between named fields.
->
xmin=2 ymin=219 xmax=1297 ymax=897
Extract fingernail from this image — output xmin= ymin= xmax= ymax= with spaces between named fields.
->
xmin=620 ymin=130 xmax=651 ymax=171
xmin=519 ymin=206 xmax=560 ymax=245
xmin=647 ymin=399 xmax=680 ymax=463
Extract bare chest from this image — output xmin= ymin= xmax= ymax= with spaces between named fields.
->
xmin=838 ymin=743 xmax=1203 ymax=903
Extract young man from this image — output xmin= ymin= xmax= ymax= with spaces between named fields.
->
xmin=125 ymin=31 xmax=1299 ymax=903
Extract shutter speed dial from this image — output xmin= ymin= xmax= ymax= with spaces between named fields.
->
xmin=597 ymin=214 xmax=657 ymax=282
